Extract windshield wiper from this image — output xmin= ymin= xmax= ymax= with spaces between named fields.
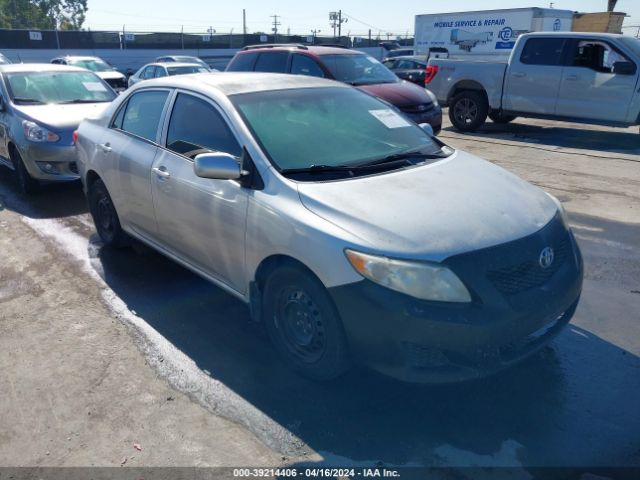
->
xmin=281 ymin=164 xmax=361 ymax=174
xmin=356 ymin=149 xmax=450 ymax=168
xmin=58 ymin=99 xmax=108 ymax=104
xmin=12 ymin=97 xmax=45 ymax=105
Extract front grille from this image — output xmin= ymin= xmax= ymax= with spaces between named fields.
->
xmin=401 ymin=103 xmax=435 ymax=115
xmin=487 ymin=237 xmax=570 ymax=295
xmin=105 ymin=78 xmax=126 ymax=90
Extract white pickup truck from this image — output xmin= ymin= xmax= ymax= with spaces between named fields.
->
xmin=426 ymin=32 xmax=640 ymax=132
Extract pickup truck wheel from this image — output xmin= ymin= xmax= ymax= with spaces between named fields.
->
xmin=263 ymin=265 xmax=351 ymax=381
xmin=88 ymin=179 xmax=130 ymax=248
xmin=11 ymin=150 xmax=39 ymax=194
xmin=489 ymin=112 xmax=517 ymax=124
xmin=449 ymin=91 xmax=488 ymax=132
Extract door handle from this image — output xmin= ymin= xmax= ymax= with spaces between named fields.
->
xmin=565 ymin=75 xmax=579 ymax=81
xmin=152 ymin=166 xmax=171 ymax=179
xmin=98 ymin=142 xmax=112 ymax=153
xmin=512 ymin=72 xmax=526 ymax=78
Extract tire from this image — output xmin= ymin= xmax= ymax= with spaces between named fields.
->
xmin=11 ymin=149 xmax=39 ymax=194
xmin=87 ymin=179 xmax=130 ymax=247
xmin=448 ymin=90 xmax=489 ymax=132
xmin=489 ymin=111 xmax=517 ymax=124
xmin=263 ymin=265 xmax=351 ymax=380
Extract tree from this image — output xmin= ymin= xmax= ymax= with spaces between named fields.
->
xmin=1 ymin=0 xmax=87 ymax=29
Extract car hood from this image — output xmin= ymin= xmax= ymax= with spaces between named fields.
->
xmin=296 ymin=151 xmax=558 ymax=261
xmin=94 ymin=70 xmax=126 ymax=80
xmin=357 ymin=80 xmax=431 ymax=108
xmin=13 ymin=103 xmax=111 ymax=131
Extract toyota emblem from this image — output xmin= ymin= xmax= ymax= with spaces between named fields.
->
xmin=539 ymin=247 xmax=555 ymax=269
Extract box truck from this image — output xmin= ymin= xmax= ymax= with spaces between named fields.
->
xmin=415 ymin=8 xmax=573 ymax=58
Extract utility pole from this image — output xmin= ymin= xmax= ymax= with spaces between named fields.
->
xmin=311 ymin=28 xmax=321 ymax=44
xmin=242 ymin=9 xmax=247 ymax=46
xmin=329 ymin=10 xmax=348 ymax=39
xmin=271 ymin=14 xmax=281 ymax=42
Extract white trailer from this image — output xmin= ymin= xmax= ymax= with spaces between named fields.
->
xmin=415 ymin=8 xmax=573 ymax=58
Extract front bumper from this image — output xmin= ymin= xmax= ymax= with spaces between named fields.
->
xmin=403 ymin=105 xmax=443 ymax=135
xmin=20 ymin=142 xmax=80 ymax=182
xmin=329 ymin=216 xmax=583 ymax=383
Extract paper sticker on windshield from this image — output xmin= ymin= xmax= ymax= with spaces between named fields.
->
xmin=369 ymin=109 xmax=411 ymax=129
xmin=82 ymin=82 xmax=107 ymax=92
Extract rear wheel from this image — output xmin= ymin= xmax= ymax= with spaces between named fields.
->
xmin=88 ymin=179 xmax=130 ymax=247
xmin=448 ymin=90 xmax=489 ymax=132
xmin=489 ymin=111 xmax=517 ymax=124
xmin=263 ymin=265 xmax=350 ymax=380
xmin=11 ymin=149 xmax=39 ymax=194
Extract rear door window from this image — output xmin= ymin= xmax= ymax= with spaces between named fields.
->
xmin=520 ymin=38 xmax=567 ymax=66
xmin=166 ymin=93 xmax=242 ymax=159
xmin=290 ymin=54 xmax=325 ymax=77
xmin=118 ymin=90 xmax=169 ymax=142
xmin=227 ymin=52 xmax=259 ymax=71
xmin=254 ymin=52 xmax=289 ymax=73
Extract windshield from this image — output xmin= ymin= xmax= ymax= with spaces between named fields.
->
xmin=6 ymin=71 xmax=117 ymax=105
xmin=68 ymin=58 xmax=113 ymax=72
xmin=619 ymin=36 xmax=640 ymax=57
xmin=231 ymin=87 xmax=441 ymax=172
xmin=167 ymin=66 xmax=208 ymax=76
xmin=321 ymin=54 xmax=399 ymax=85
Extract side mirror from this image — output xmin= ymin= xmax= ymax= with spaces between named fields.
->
xmin=612 ymin=61 xmax=636 ymax=75
xmin=194 ymin=152 xmax=243 ymax=180
xmin=419 ymin=123 xmax=434 ymax=137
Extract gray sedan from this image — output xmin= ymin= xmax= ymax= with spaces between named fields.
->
xmin=76 ymin=73 xmax=583 ymax=383
xmin=0 ymin=64 xmax=116 ymax=193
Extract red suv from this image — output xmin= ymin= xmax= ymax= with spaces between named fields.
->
xmin=225 ymin=44 xmax=442 ymax=134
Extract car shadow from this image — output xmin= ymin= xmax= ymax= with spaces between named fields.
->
xmin=0 ymin=166 xmax=88 ymax=219
xmin=441 ymin=121 xmax=640 ymax=156
xmin=92 ymin=231 xmax=640 ymax=468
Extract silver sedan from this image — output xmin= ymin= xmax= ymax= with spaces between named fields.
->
xmin=76 ymin=73 xmax=582 ymax=383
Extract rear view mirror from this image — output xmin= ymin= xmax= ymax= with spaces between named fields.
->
xmin=194 ymin=152 xmax=243 ymax=180
xmin=419 ymin=123 xmax=434 ymax=137
xmin=612 ymin=61 xmax=636 ymax=75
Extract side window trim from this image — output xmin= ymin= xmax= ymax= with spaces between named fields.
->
xmin=159 ymin=88 xmax=244 ymax=162
xmin=108 ymin=88 xmax=173 ymax=145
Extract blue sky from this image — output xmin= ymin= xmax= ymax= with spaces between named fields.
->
xmin=84 ymin=1 xmax=639 ymax=35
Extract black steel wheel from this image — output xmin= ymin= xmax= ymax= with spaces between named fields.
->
xmin=11 ymin=149 xmax=39 ymax=194
xmin=263 ymin=265 xmax=350 ymax=380
xmin=88 ymin=178 xmax=129 ymax=247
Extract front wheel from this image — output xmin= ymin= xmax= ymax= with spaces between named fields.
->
xmin=263 ymin=266 xmax=351 ymax=381
xmin=11 ymin=150 xmax=39 ymax=194
xmin=448 ymin=91 xmax=489 ymax=132
xmin=88 ymin=179 xmax=130 ymax=247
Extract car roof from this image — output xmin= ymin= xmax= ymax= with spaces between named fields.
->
xmin=241 ymin=45 xmax=362 ymax=56
xmin=145 ymin=62 xmax=205 ymax=68
xmin=521 ymin=32 xmax=626 ymax=40
xmin=54 ymin=55 xmax=105 ymax=61
xmin=132 ymin=71 xmax=348 ymax=96
xmin=0 ymin=63 xmax=89 ymax=73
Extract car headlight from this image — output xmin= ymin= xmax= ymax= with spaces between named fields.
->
xmin=546 ymin=192 xmax=569 ymax=226
xmin=425 ymin=89 xmax=439 ymax=108
xmin=345 ymin=250 xmax=471 ymax=303
xmin=22 ymin=120 xmax=60 ymax=143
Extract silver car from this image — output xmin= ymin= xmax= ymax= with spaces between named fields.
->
xmin=51 ymin=56 xmax=128 ymax=91
xmin=127 ymin=62 xmax=209 ymax=88
xmin=76 ymin=73 xmax=583 ymax=383
xmin=0 ymin=64 xmax=116 ymax=193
